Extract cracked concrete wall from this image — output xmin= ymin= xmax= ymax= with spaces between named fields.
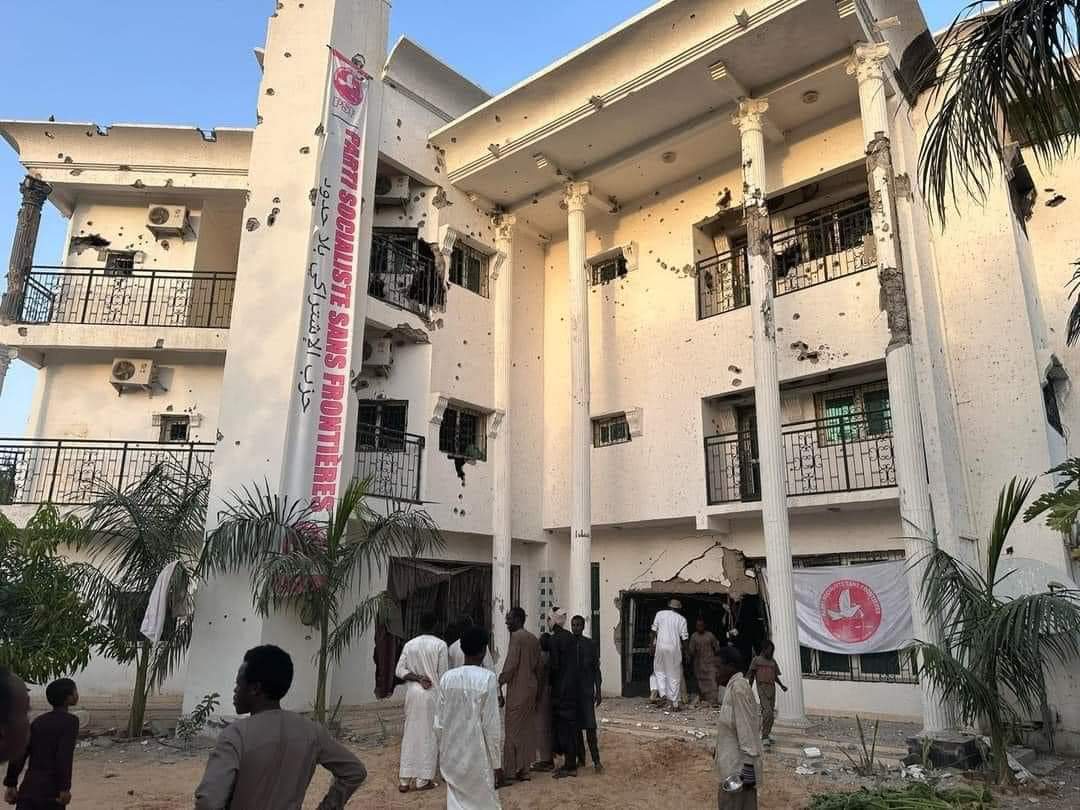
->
xmin=541 ymin=107 xmax=887 ymax=529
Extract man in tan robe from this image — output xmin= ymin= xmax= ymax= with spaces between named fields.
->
xmin=688 ymin=617 xmax=722 ymax=706
xmin=195 ymin=645 xmax=367 ymax=810
xmin=497 ymin=607 xmax=543 ymax=783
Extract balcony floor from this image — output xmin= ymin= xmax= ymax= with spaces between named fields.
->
xmin=697 ymin=485 xmax=898 ymax=524
xmin=1 ymin=322 xmax=229 ymax=358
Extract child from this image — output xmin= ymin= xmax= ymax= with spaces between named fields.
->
xmin=4 ymin=678 xmax=79 ymax=809
xmin=748 ymin=641 xmax=787 ymax=744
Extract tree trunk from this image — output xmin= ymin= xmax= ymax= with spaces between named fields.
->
xmin=128 ymin=641 xmax=151 ymax=738
xmin=314 ymin=611 xmax=329 ymax=724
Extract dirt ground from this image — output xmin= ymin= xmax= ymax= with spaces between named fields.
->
xmin=54 ymin=725 xmax=1080 ymax=809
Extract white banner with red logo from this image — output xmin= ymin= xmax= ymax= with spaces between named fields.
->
xmin=283 ymin=48 xmax=370 ymax=512
xmin=793 ymin=561 xmax=913 ymax=654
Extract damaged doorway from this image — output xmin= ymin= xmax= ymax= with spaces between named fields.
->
xmin=373 ymin=558 xmax=520 ymax=698
xmin=618 ymin=590 xmax=766 ymax=697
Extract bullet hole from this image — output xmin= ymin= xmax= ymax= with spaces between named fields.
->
xmin=131 ymin=179 xmax=145 ymax=189
xmin=246 ymin=217 xmax=261 ymax=231
xmin=272 ymin=196 xmax=281 ymax=204
xmin=266 ymin=88 xmax=275 ymax=96
xmin=234 ymin=441 xmax=241 ymax=446
xmin=309 ymin=188 xmax=317 ymax=205
xmin=160 ymin=240 xmax=170 ymax=250
xmin=728 ymin=365 xmax=741 ymax=374
xmin=792 ymin=312 xmax=800 ymax=320
xmin=838 ymin=311 xmax=846 ymax=317
xmin=267 ymin=207 xmax=280 ymax=226
xmin=495 ymin=114 xmax=501 ymax=122
xmin=284 ymin=51 xmax=292 ymax=58
xmin=256 ymin=114 xmax=264 ymax=125
xmin=732 ymin=378 xmax=742 ymax=386
xmin=300 ymin=146 xmax=310 ymax=154
xmin=1047 ymin=194 xmax=1067 ymax=207
xmin=314 ymin=124 xmax=324 ymax=136
xmin=396 ymin=118 xmax=402 ymax=127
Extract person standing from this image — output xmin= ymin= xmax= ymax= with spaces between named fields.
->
xmin=497 ymin=607 xmax=542 ymax=784
xmin=194 ymin=646 xmax=367 ymax=810
xmin=448 ymin=616 xmax=495 ymax=671
xmin=748 ymin=640 xmax=788 ymax=744
xmin=4 ymin=679 xmax=79 ymax=809
xmin=570 ymin=615 xmax=603 ymax=773
xmin=688 ymin=617 xmax=722 ymax=706
xmin=395 ymin=612 xmax=449 ymax=793
xmin=546 ymin=608 xmax=581 ymax=779
xmin=0 ymin=668 xmax=30 ymax=766
xmin=650 ymin=599 xmax=689 ymax=711
xmin=713 ymin=646 xmax=762 ymax=810
xmin=531 ymin=633 xmax=555 ymax=773
xmin=435 ymin=625 xmax=503 ymax=810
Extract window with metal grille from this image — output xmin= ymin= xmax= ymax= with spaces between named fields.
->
xmin=592 ymin=413 xmax=631 ymax=447
xmin=591 ymin=255 xmax=627 ymax=285
xmin=439 ymin=405 xmax=487 ymax=461
xmin=1044 ymin=382 xmax=1064 ymax=436
xmin=357 ymin=400 xmax=408 ymax=452
xmin=158 ymin=415 xmax=190 ymax=443
xmin=793 ymin=195 xmax=871 ymax=261
xmin=814 ymin=380 xmax=891 ymax=445
xmin=104 ymin=250 xmax=136 ymax=274
xmin=449 ymin=242 xmax=489 ymax=298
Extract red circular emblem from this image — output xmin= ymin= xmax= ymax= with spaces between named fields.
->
xmin=819 ymin=579 xmax=882 ymax=643
xmin=333 ymin=66 xmax=364 ymax=105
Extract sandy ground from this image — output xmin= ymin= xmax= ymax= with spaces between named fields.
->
xmin=64 ymin=731 xmax=837 ymax=809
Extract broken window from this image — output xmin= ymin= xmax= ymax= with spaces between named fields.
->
xmin=449 ymin=242 xmax=489 ymax=298
xmin=814 ymin=380 xmax=891 ymax=445
xmin=591 ymin=255 xmax=627 ymax=285
xmin=1044 ymin=382 xmax=1064 ymax=436
xmin=592 ymin=413 xmax=631 ymax=447
xmin=158 ymin=415 xmax=190 ymax=443
xmin=104 ymin=250 xmax=136 ymax=274
xmin=357 ymin=399 xmax=408 ymax=452
xmin=369 ymin=229 xmax=444 ymax=314
xmin=439 ymin=405 xmax=487 ymax=461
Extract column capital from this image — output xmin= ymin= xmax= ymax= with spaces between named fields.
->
xmin=562 ymin=181 xmax=592 ymax=213
xmin=846 ymin=42 xmax=891 ymax=86
xmin=492 ymin=214 xmax=517 ymax=244
xmin=19 ymin=175 xmax=51 ymax=208
xmin=731 ymin=98 xmax=770 ymax=135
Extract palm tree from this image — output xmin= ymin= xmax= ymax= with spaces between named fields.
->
xmin=73 ymin=462 xmax=210 ymax=737
xmin=199 ymin=477 xmax=443 ymax=723
xmin=914 ymin=477 xmax=1080 ymax=782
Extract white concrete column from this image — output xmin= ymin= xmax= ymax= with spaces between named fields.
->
xmin=848 ymin=42 xmax=952 ymax=733
xmin=183 ymin=0 xmax=390 ymax=714
xmin=732 ymin=99 xmax=807 ymax=726
xmin=491 ymin=214 xmax=516 ymax=661
xmin=0 ymin=347 xmax=14 ymax=398
xmin=564 ymin=181 xmax=593 ymax=630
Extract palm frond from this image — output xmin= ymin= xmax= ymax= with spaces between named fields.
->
xmin=917 ymin=545 xmax=988 ymax=643
xmin=987 ymin=477 xmax=1037 ymax=585
xmin=338 ymin=498 xmax=444 ymax=591
xmin=1067 ymin=261 xmax=1080 ymax=345
xmin=147 ymin=617 xmax=193 ymax=692
xmin=919 ymin=0 xmax=1080 ymax=221
xmin=326 ymin=591 xmax=395 ymax=663
xmin=1024 ymin=456 xmax=1080 ymax=529
xmin=916 ymin=641 xmax=1018 ymax=727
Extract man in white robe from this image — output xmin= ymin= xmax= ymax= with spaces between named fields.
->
xmin=435 ymin=625 xmax=503 ymax=810
xmin=651 ymin=599 xmax=689 ymax=711
xmin=395 ymin=612 xmax=448 ymax=793
xmin=447 ymin=616 xmax=496 ymax=671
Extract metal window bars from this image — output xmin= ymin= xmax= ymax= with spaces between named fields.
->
xmin=17 ymin=266 xmax=235 ymax=328
xmin=368 ymin=233 xmax=445 ymax=318
xmin=772 ymin=203 xmax=875 ymax=296
xmin=353 ymin=422 xmax=424 ymax=502
xmin=695 ymin=245 xmax=750 ymax=319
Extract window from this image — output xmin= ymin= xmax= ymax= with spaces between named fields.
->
xmin=104 ymin=250 xmax=136 ymax=274
xmin=357 ymin=399 xmax=408 ymax=451
xmin=814 ymin=380 xmax=891 ymax=445
xmin=1044 ymin=382 xmax=1064 ymax=436
xmin=369 ymin=229 xmax=444 ymax=313
xmin=439 ymin=405 xmax=488 ymax=461
xmin=593 ymin=413 xmax=631 ymax=447
xmin=591 ymin=255 xmax=627 ymax=285
xmin=158 ymin=415 xmax=190 ymax=443
xmin=449 ymin=242 xmax=489 ymax=298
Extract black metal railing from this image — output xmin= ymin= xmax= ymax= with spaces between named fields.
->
xmin=772 ymin=204 xmax=874 ymax=296
xmin=17 ymin=266 xmax=235 ymax=328
xmin=368 ymin=235 xmax=445 ymax=319
xmin=695 ymin=246 xmax=749 ymax=319
xmin=704 ymin=413 xmax=895 ymax=505
xmin=0 ymin=438 xmax=214 ymax=506
xmin=354 ymin=423 xmax=424 ymax=502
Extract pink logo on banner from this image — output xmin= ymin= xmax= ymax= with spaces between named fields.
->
xmin=819 ymin=579 xmax=882 ymax=643
xmin=333 ymin=64 xmax=364 ymax=106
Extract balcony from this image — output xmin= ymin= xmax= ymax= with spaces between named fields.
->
xmin=695 ymin=202 xmax=874 ymax=318
xmin=368 ymin=234 xmax=445 ymax=320
xmin=0 ymin=438 xmax=214 ymax=506
xmin=354 ymin=423 xmax=424 ymax=502
xmin=16 ymin=266 xmax=235 ymax=328
xmin=704 ymin=412 xmax=894 ymax=505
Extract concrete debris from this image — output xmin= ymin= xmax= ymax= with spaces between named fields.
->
xmin=795 ymin=764 xmax=817 ymax=775
xmin=1046 ymin=194 xmax=1066 ymax=207
xmin=803 ymin=746 xmax=823 ymax=759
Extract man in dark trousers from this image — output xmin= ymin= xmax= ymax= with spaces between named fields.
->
xmin=4 ymin=678 xmax=79 ymax=809
xmin=546 ymin=608 xmax=581 ymax=779
xmin=571 ymin=615 xmax=603 ymax=773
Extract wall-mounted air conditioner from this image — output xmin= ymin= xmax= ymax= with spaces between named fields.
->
xmin=109 ymin=358 xmax=163 ymax=394
xmin=362 ymin=338 xmax=393 ymax=374
xmin=374 ymin=175 xmax=410 ymax=206
xmin=146 ymin=203 xmax=194 ymax=239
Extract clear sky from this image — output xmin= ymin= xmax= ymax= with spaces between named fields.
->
xmin=0 ymin=0 xmax=969 ymax=435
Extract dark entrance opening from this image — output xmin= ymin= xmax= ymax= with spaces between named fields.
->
xmin=373 ymin=558 xmax=520 ymax=698
xmin=619 ymin=590 xmax=767 ymax=698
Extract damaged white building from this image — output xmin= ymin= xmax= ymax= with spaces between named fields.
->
xmin=2 ymin=0 xmax=1079 ymax=749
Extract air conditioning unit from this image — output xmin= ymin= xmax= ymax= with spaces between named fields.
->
xmin=374 ymin=175 xmax=410 ymax=206
xmin=361 ymin=338 xmax=393 ymax=373
xmin=145 ymin=203 xmax=193 ymax=239
xmin=109 ymin=358 xmax=162 ymax=394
